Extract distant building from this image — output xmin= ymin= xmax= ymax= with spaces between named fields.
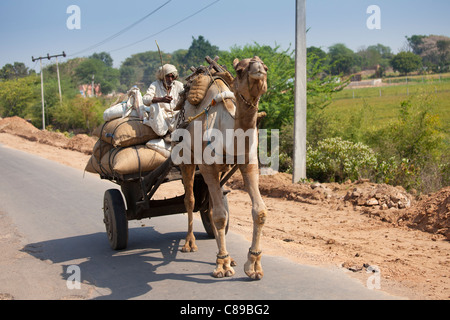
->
xmin=79 ymin=84 xmax=102 ymax=97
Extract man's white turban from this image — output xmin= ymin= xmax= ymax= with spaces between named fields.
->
xmin=156 ymin=64 xmax=179 ymax=80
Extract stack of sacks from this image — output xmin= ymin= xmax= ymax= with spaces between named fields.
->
xmin=85 ymin=88 xmax=171 ymax=177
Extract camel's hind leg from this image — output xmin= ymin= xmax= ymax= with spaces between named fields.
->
xmin=180 ymin=164 xmax=198 ymax=253
xmin=240 ymin=164 xmax=267 ymax=280
xmin=200 ymin=165 xmax=235 ymax=278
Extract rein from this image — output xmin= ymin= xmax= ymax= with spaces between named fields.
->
xmin=235 ymin=59 xmax=266 ymax=109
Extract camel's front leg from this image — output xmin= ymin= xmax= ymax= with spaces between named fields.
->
xmin=200 ymin=165 xmax=235 ymax=278
xmin=240 ymin=164 xmax=267 ymax=280
xmin=180 ymin=164 xmax=198 ymax=253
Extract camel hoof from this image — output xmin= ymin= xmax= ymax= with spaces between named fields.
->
xmin=244 ymin=251 xmax=263 ymax=280
xmin=213 ymin=271 xmax=224 ymax=278
xmin=212 ymin=269 xmax=235 ymax=278
xmin=246 ymin=271 xmax=264 ymax=280
xmin=213 ymin=255 xmax=235 ymax=278
xmin=181 ymin=244 xmax=198 ymax=253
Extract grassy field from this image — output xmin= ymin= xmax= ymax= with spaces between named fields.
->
xmin=327 ymin=77 xmax=450 ymax=140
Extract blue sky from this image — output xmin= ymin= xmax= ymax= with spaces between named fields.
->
xmin=1 ymin=0 xmax=449 ymax=71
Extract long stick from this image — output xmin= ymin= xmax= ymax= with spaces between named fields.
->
xmin=155 ymin=40 xmax=166 ymax=88
xmin=155 ymin=40 xmax=164 ymax=68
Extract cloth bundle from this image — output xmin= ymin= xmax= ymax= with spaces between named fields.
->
xmin=85 ymin=87 xmax=172 ymax=178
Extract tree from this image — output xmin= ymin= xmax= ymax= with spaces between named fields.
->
xmin=406 ymin=35 xmax=426 ymax=55
xmin=0 ymin=76 xmax=39 ymax=118
xmin=356 ymin=46 xmax=382 ymax=70
xmin=436 ymin=39 xmax=450 ymax=72
xmin=305 ymin=51 xmax=348 ymax=145
xmin=52 ymin=95 xmax=104 ymax=132
xmin=0 ymin=62 xmax=34 ymax=80
xmin=182 ymin=36 xmax=220 ymax=70
xmin=220 ymin=43 xmax=296 ymax=130
xmin=390 ymin=52 xmax=422 ymax=75
xmin=219 ymin=42 xmax=346 ymax=165
xmin=90 ymin=52 xmax=113 ymax=68
xmin=356 ymin=44 xmax=393 ymax=71
xmin=307 ymin=46 xmax=327 ymax=66
xmin=368 ymin=44 xmax=393 ymax=59
xmin=405 ymin=34 xmax=450 ymax=72
xmin=328 ymin=43 xmax=357 ymax=75
xmin=75 ymin=58 xmax=119 ymax=94
xmin=119 ymin=51 xmax=172 ymax=91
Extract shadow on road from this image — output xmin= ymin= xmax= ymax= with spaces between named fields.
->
xmin=20 ymin=226 xmax=229 ymax=299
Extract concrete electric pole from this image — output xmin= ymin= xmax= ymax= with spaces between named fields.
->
xmin=32 ymin=52 xmax=66 ymax=130
xmin=293 ymin=0 xmax=307 ymax=183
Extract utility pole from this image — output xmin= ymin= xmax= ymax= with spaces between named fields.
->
xmin=32 ymin=56 xmax=46 ymax=130
xmin=92 ymin=74 xmax=95 ymax=97
xmin=53 ymin=52 xmax=66 ymax=106
xmin=32 ymin=52 xmax=66 ymax=130
xmin=293 ymin=0 xmax=307 ymax=183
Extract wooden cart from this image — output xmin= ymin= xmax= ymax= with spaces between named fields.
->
xmin=101 ymin=157 xmax=237 ymax=250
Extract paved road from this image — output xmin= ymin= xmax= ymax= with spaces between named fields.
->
xmin=0 ymin=145 xmax=402 ymax=301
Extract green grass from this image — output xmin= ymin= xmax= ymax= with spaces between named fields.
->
xmin=327 ymin=80 xmax=450 ymax=140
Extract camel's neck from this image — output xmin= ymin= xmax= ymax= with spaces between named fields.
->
xmin=234 ymin=96 xmax=259 ymax=131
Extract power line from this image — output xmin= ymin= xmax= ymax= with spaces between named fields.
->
xmin=31 ymin=52 xmax=66 ymax=130
xmin=108 ymin=0 xmax=220 ymax=53
xmin=68 ymin=0 xmax=172 ymax=57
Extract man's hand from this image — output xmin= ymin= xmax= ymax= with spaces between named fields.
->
xmin=153 ymin=96 xmax=173 ymax=104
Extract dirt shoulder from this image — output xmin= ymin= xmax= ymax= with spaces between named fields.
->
xmin=0 ymin=116 xmax=449 ymax=300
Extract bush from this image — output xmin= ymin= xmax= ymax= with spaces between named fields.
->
xmin=306 ymin=137 xmax=377 ymax=182
xmin=365 ymin=95 xmax=447 ymax=193
xmin=52 ymin=96 xmax=105 ymax=133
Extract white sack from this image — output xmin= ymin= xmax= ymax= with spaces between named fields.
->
xmin=103 ymin=87 xmax=146 ymax=122
xmin=146 ymin=138 xmax=171 ymax=158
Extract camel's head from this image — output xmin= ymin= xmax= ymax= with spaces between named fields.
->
xmin=232 ymin=56 xmax=268 ymax=108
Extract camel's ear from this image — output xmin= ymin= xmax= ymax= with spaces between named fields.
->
xmin=233 ymin=58 xmax=245 ymax=77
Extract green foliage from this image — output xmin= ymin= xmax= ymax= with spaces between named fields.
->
xmin=0 ymin=76 xmax=40 ymax=118
xmin=406 ymin=34 xmax=450 ymax=72
xmin=220 ymin=43 xmax=296 ymax=130
xmin=1 ymin=36 xmax=448 ymax=193
xmin=52 ymin=96 xmax=105 ymax=132
xmin=306 ymin=53 xmax=348 ymax=145
xmin=364 ymin=95 xmax=446 ymax=192
xmin=75 ymin=58 xmax=119 ymax=94
xmin=119 ymin=51 xmax=173 ymax=92
xmin=306 ymin=137 xmax=378 ymax=182
xmin=118 ymin=36 xmax=220 ymax=92
xmin=90 ymin=52 xmax=114 ymax=68
xmin=390 ymin=52 xmax=422 ymax=75
xmin=406 ymin=35 xmax=427 ymax=55
xmin=356 ymin=44 xmax=393 ymax=73
xmin=0 ymin=62 xmax=35 ymax=80
xmin=328 ymin=43 xmax=357 ymax=75
xmin=220 ymin=43 xmax=346 ymax=134
xmin=181 ymin=35 xmax=220 ymax=70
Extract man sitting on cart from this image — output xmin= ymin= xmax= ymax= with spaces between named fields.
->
xmin=143 ymin=64 xmax=184 ymax=136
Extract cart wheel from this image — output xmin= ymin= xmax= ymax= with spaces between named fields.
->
xmin=103 ymin=189 xmax=128 ymax=250
xmin=200 ymin=193 xmax=229 ymax=238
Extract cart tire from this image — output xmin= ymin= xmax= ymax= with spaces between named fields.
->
xmin=200 ymin=193 xmax=229 ymax=238
xmin=103 ymin=189 xmax=128 ymax=250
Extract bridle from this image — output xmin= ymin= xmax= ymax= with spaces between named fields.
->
xmin=235 ymin=58 xmax=267 ymax=109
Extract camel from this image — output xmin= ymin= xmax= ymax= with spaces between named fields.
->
xmin=174 ymin=56 xmax=268 ymax=280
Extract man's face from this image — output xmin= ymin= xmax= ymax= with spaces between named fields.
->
xmin=164 ymin=73 xmax=175 ymax=87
